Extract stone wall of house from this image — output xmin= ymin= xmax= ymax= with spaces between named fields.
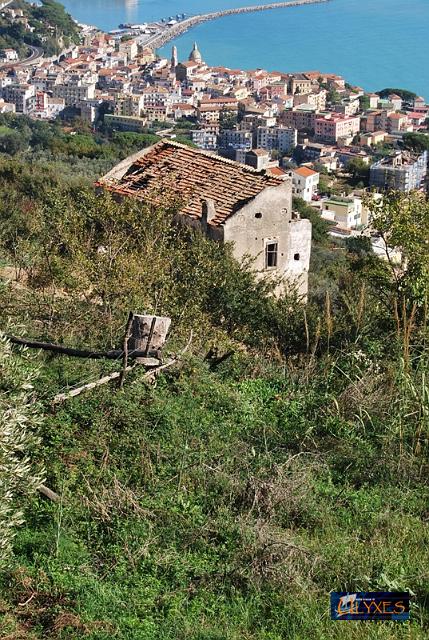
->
xmin=282 ymin=217 xmax=312 ymax=299
xmin=221 ymin=178 xmax=312 ymax=298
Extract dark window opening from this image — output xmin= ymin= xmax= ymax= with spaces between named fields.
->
xmin=265 ymin=242 xmax=278 ymax=268
xmin=294 ymin=253 xmax=300 ymax=261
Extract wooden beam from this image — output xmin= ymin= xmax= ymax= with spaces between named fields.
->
xmin=52 ymin=331 xmax=193 ymax=405
xmin=118 ymin=311 xmax=134 ymax=390
xmin=7 ymin=335 xmax=161 ymax=361
xmin=53 ymin=365 xmax=137 ymax=404
xmin=38 ymin=484 xmax=61 ymax=503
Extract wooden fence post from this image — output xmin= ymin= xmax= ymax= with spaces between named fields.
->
xmin=118 ymin=311 xmax=135 ymax=389
xmin=128 ymin=315 xmax=171 ymax=363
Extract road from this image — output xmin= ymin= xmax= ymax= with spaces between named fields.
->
xmin=0 ymin=45 xmax=44 ymax=70
xmin=19 ymin=45 xmax=44 ymax=66
xmin=0 ymin=1 xmax=44 ymax=67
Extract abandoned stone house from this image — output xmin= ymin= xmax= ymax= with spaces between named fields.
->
xmin=98 ymin=139 xmax=312 ymax=297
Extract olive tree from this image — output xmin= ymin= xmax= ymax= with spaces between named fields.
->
xmin=366 ymin=191 xmax=429 ymax=306
xmin=0 ymin=335 xmax=45 ymax=567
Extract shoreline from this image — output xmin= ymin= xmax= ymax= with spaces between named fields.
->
xmin=144 ymin=0 xmax=331 ymax=49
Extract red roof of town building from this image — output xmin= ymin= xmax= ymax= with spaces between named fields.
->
xmin=267 ymin=167 xmax=287 ymax=177
xmin=294 ymin=166 xmax=319 ymax=178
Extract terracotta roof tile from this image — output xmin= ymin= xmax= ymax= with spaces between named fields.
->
xmin=98 ymin=140 xmax=283 ymax=226
xmin=294 ymin=166 xmax=318 ymax=177
xmin=267 ymin=167 xmax=287 ymax=177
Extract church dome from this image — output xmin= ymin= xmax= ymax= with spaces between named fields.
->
xmin=189 ymin=42 xmax=203 ymax=64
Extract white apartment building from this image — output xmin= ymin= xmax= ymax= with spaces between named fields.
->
xmin=321 ymin=196 xmax=363 ymax=229
xmin=141 ymin=86 xmax=171 ymax=107
xmin=191 ymin=129 xmax=218 ymax=150
xmin=256 ymin=126 xmax=297 ymax=154
xmin=51 ymin=82 xmax=96 ymax=106
xmin=1 ymin=83 xmax=35 ymax=113
xmin=0 ymin=48 xmax=18 ymax=62
xmin=292 ymin=167 xmax=320 ymax=202
xmin=114 ymin=94 xmax=145 ymax=117
xmin=219 ymin=129 xmax=252 ymax=150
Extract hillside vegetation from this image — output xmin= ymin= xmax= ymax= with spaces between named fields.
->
xmin=0 ymin=138 xmax=428 ymax=639
xmin=0 ymin=0 xmax=80 ymax=58
xmin=0 ymin=113 xmax=198 ymax=181
xmin=377 ymin=88 xmax=418 ymax=102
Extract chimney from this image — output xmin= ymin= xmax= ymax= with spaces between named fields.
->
xmin=202 ymin=199 xmax=217 ymax=227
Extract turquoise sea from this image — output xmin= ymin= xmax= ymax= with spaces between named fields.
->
xmin=61 ymin=0 xmax=429 ymax=99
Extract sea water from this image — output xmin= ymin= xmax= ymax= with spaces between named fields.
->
xmin=61 ymin=0 xmax=429 ymax=99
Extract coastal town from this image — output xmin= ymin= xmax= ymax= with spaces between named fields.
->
xmin=0 ymin=1 xmax=428 ymax=246
xmin=1 ymin=3 xmax=429 ymax=636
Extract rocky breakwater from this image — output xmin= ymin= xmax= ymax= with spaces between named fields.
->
xmin=146 ymin=0 xmax=331 ymax=49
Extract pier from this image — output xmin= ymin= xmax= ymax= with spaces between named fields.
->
xmin=144 ymin=0 xmax=331 ymax=49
